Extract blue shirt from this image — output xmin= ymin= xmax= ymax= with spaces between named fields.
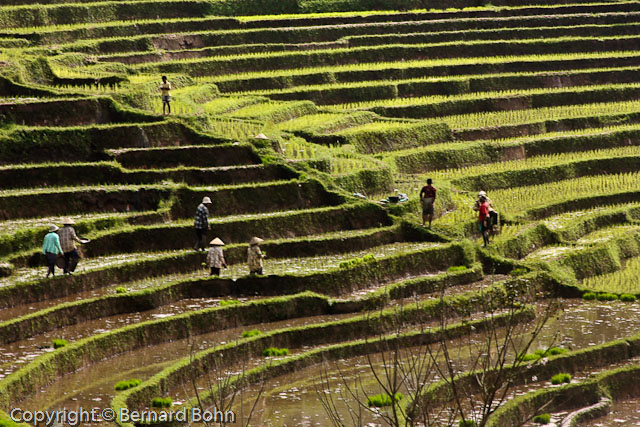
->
xmin=42 ymin=232 xmax=63 ymax=255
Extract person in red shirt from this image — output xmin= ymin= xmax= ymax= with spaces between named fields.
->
xmin=478 ymin=195 xmax=490 ymax=247
xmin=419 ymin=178 xmax=437 ymax=228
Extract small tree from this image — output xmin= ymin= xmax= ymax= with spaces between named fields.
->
xmin=184 ymin=341 xmax=265 ymax=427
xmin=316 ymin=277 xmax=557 ymax=427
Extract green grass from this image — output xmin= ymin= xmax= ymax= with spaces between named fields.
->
xmin=241 ymin=329 xmax=261 ymax=338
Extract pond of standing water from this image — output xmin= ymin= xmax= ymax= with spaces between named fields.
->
xmin=228 ymin=299 xmax=640 ymax=426
xmin=581 ymin=397 xmax=640 ymax=426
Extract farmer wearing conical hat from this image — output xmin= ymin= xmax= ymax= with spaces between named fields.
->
xmin=194 ymin=196 xmax=212 ymax=251
xmin=247 ymin=237 xmax=265 ymax=275
xmin=207 ymin=237 xmax=227 ymax=276
xmin=58 ymin=218 xmax=83 ymax=275
xmin=42 ymin=225 xmax=63 ymax=278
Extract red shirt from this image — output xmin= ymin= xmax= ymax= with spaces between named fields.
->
xmin=479 ymin=202 xmax=489 ymax=222
xmin=420 ymin=185 xmax=436 ymax=199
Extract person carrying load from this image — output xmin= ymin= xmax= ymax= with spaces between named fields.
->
xmin=58 ymin=218 xmax=84 ymax=275
xmin=247 ymin=237 xmax=265 ymax=275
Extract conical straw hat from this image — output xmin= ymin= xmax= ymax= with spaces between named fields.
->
xmin=61 ymin=218 xmax=76 ymax=225
xmin=209 ymin=237 xmax=224 ymax=246
xmin=249 ymin=237 xmax=264 ymax=245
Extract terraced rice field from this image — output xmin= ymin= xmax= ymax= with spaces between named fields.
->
xmin=3 ymin=0 xmax=640 ymax=426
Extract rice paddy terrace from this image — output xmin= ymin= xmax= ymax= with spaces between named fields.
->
xmin=3 ymin=0 xmax=640 ymax=425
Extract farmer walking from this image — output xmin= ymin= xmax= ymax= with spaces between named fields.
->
xmin=58 ymin=218 xmax=83 ymax=275
xmin=419 ymin=178 xmax=437 ymax=228
xmin=194 ymin=196 xmax=212 ymax=251
xmin=478 ymin=195 xmax=491 ymax=247
xmin=207 ymin=238 xmax=227 ymax=276
xmin=42 ymin=225 xmax=63 ymax=278
xmin=247 ymin=237 xmax=265 ymax=275
xmin=160 ymin=75 xmax=172 ymax=115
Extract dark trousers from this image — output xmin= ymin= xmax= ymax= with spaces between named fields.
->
xmin=45 ymin=252 xmax=58 ymax=276
xmin=210 ymin=267 xmax=221 ymax=276
xmin=194 ymin=228 xmax=206 ymax=250
xmin=63 ymin=249 xmax=80 ymax=273
xmin=250 ymin=268 xmax=263 ymax=275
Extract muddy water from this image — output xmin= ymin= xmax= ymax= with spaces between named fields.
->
xmin=534 ymin=299 xmax=640 ymax=350
xmin=221 ymin=299 xmax=640 ymax=426
xmin=581 ymin=397 xmax=640 ymax=426
xmin=17 ymin=313 xmax=357 ymax=413
xmin=0 ymin=295 xmax=268 ymax=378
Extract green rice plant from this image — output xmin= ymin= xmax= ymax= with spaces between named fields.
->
xmin=448 ymin=266 xmax=467 ymax=272
xmin=533 ymin=413 xmax=551 ymax=424
xmin=518 ymin=347 xmax=566 ymax=361
xmin=52 ymin=339 xmax=68 ymax=349
xmin=114 ymin=379 xmax=141 ymax=391
xmin=425 ymin=99 xmax=640 ymax=130
xmin=434 ymin=145 xmax=640 ymax=183
xmin=583 ymin=292 xmax=597 ymax=300
xmin=582 ymin=256 xmax=640 ymax=294
xmin=220 ymin=299 xmax=240 ymax=307
xmin=550 ymin=373 xmax=572 ymax=385
xmin=115 ymin=287 xmax=127 ymax=294
xmin=620 ymin=294 xmax=637 ymax=302
xmin=262 ymin=347 xmax=289 ymax=357
xmin=241 ymin=329 xmax=262 ymax=338
xmin=596 ymin=292 xmax=619 ymax=301
xmin=366 ymin=392 xmax=403 ymax=407
xmin=336 ymin=81 xmax=640 ymax=111
xmin=151 ymin=397 xmax=172 ymax=408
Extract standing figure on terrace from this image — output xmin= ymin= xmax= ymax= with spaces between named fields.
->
xmin=42 ymin=225 xmax=63 ymax=278
xmin=59 ymin=218 xmax=83 ymax=275
xmin=207 ymin=237 xmax=227 ymax=276
xmin=248 ymin=237 xmax=265 ymax=275
xmin=160 ymin=75 xmax=172 ymax=115
xmin=419 ymin=178 xmax=437 ymax=228
xmin=194 ymin=196 xmax=212 ymax=251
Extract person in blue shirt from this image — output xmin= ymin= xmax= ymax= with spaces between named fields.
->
xmin=42 ymin=225 xmax=63 ymax=278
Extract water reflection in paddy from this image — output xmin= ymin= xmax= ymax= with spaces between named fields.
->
xmin=231 ymin=299 xmax=640 ymax=426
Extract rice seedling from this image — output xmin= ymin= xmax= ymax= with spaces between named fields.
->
xmin=335 ymin=81 xmax=640 ymax=111
xmin=203 ymin=50 xmax=640 ymax=84
xmin=433 ymin=146 xmax=640 ymax=183
xmin=241 ymin=329 xmax=261 ymax=338
xmin=550 ymin=373 xmax=571 ymax=384
xmin=262 ymin=347 xmax=289 ymax=357
xmin=52 ymin=339 xmax=68 ymax=349
xmin=582 ymin=256 xmax=640 ymax=294
xmin=533 ymin=414 xmax=551 ymax=424
xmin=151 ymin=397 xmax=172 ymax=408
xmin=114 ymin=379 xmax=141 ymax=391
xmin=366 ymin=392 xmax=403 ymax=407
xmin=425 ymin=99 xmax=640 ymax=130
xmin=437 ymin=172 xmax=640 ymax=225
